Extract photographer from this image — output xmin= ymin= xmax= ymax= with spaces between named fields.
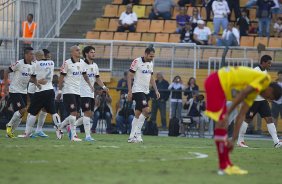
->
xmin=183 ymin=94 xmax=206 ymax=137
xmin=116 ymin=93 xmax=135 ymax=134
xmin=91 ymin=87 xmax=113 ymax=134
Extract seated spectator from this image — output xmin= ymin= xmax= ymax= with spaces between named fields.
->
xmin=274 ymin=17 xmax=282 ymax=37
xmin=212 ymin=0 xmax=230 ymax=35
xmin=190 ymin=7 xmax=202 ymax=31
xmin=256 ymin=0 xmax=275 ymax=37
xmin=122 ymin=0 xmax=139 ymax=5
xmin=117 ymin=4 xmax=138 ymax=32
xmin=193 ymin=20 xmax=212 ymax=45
xmin=116 ymin=71 xmax=128 ymax=95
xmin=91 ymin=87 xmax=113 ymax=134
xmin=184 ymin=77 xmax=199 ymax=100
xmin=216 ymin=22 xmax=240 ymax=46
xmin=236 ymin=9 xmax=250 ymax=36
xmin=149 ymin=0 xmax=176 ymax=20
xmin=176 ymin=7 xmax=190 ymax=33
xmin=180 ymin=23 xmax=194 ymax=43
xmin=116 ymin=93 xmax=135 ymax=134
xmin=178 ymin=0 xmax=196 ymax=7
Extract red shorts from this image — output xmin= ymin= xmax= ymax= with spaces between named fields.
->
xmin=204 ymin=72 xmax=227 ymax=122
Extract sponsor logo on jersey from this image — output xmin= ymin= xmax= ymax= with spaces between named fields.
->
xmin=21 ymin=72 xmax=31 ymax=76
xmin=72 ymin=71 xmax=82 ymax=76
xmin=141 ymin=70 xmax=152 ymax=74
xmin=88 ymin=73 xmax=95 ymax=77
xmin=40 ymin=62 xmax=53 ymax=66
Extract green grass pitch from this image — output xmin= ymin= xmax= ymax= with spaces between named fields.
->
xmin=0 ymin=130 xmax=281 ymax=184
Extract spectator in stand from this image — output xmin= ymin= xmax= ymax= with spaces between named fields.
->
xmin=271 ymin=0 xmax=280 ymax=20
xmin=22 ymin=13 xmax=37 ymax=44
xmin=216 ymin=22 xmax=240 ymax=46
xmin=212 ymin=0 xmax=230 ymax=35
xmin=236 ymin=9 xmax=250 ymax=36
xmin=117 ymin=4 xmax=138 ymax=32
xmin=150 ymin=72 xmax=170 ymax=129
xmin=256 ymin=0 xmax=275 ymax=37
xmin=226 ymin=0 xmax=241 ymax=20
xmin=245 ymin=0 xmax=257 ymax=8
xmin=122 ymin=0 xmax=139 ymax=5
xmin=149 ymin=0 xmax=176 ymax=20
xmin=193 ymin=20 xmax=212 ymax=45
xmin=116 ymin=71 xmax=128 ymax=95
xmin=271 ymin=71 xmax=282 ymax=128
xmin=274 ymin=17 xmax=282 ymax=37
xmin=184 ymin=77 xmax=199 ymax=100
xmin=204 ymin=0 xmax=215 ymax=21
xmin=190 ymin=7 xmax=202 ymax=31
xmin=176 ymin=7 xmax=190 ymax=33
xmin=180 ymin=23 xmax=194 ymax=43
xmin=178 ymin=0 xmax=196 ymax=6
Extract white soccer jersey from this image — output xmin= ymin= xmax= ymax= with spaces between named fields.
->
xmin=27 ymin=61 xmax=37 ymax=94
xmin=254 ymin=66 xmax=267 ymax=101
xmin=80 ymin=60 xmax=100 ymax=98
xmin=9 ymin=59 xmax=35 ymax=94
xmin=34 ymin=59 xmax=55 ymax=92
xmin=130 ymin=57 xmax=153 ymax=94
xmin=60 ymin=58 xmax=85 ymax=95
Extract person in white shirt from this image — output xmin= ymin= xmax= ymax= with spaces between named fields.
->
xmin=216 ymin=22 xmax=240 ymax=46
xmin=193 ymin=20 xmax=212 ymax=45
xmin=73 ymin=46 xmax=108 ymax=141
xmin=212 ymin=0 xmax=230 ymax=35
xmin=117 ymin=4 xmax=138 ymax=32
xmin=3 ymin=47 xmax=39 ymax=138
xmin=127 ymin=47 xmax=160 ymax=143
xmin=237 ymin=55 xmax=282 ymax=148
xmin=273 ymin=17 xmax=282 ymax=37
xmin=56 ymin=45 xmax=95 ymax=142
xmin=271 ymin=71 xmax=282 ymax=128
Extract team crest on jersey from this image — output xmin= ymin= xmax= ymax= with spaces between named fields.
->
xmin=142 ymin=100 xmax=147 ymax=105
xmin=70 ymin=104 xmax=75 ymax=109
xmin=85 ymin=103 xmax=89 ymax=108
xmin=17 ymin=102 xmax=21 ymax=107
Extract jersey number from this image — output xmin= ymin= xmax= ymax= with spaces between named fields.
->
xmin=45 ymin=67 xmax=51 ymax=80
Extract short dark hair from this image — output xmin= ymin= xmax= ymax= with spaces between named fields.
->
xmin=24 ymin=47 xmax=34 ymax=55
xmin=28 ymin=13 xmax=33 ymax=19
xmin=82 ymin=46 xmax=95 ymax=58
xmin=270 ymin=82 xmax=282 ymax=101
xmin=145 ymin=46 xmax=155 ymax=54
xmin=260 ymin=55 xmax=272 ymax=64
xmin=278 ymin=71 xmax=282 ymax=75
xmin=42 ymin=49 xmax=50 ymax=57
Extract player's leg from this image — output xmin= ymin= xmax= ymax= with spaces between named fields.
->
xmin=34 ymin=109 xmax=48 ymax=137
xmin=128 ymin=93 xmax=142 ymax=142
xmin=271 ymin=102 xmax=279 ymax=128
xmin=80 ymin=97 xmax=94 ymax=141
xmin=136 ymin=94 xmax=151 ymax=142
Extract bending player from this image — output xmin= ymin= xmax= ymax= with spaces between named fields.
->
xmin=204 ymin=66 xmax=282 ymax=175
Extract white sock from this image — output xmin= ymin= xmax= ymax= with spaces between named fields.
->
xmin=60 ymin=116 xmax=69 ymax=129
xmin=7 ymin=111 xmax=21 ymax=127
xmin=129 ymin=117 xmax=139 ymax=139
xmin=83 ymin=116 xmax=91 ymax=138
xmin=52 ymin=113 xmax=61 ymax=126
xmin=137 ymin=114 xmax=146 ymax=135
xmin=75 ymin=117 xmax=83 ymax=127
xmin=238 ymin=121 xmax=248 ymax=143
xmin=267 ymin=123 xmax=280 ymax=144
xmin=36 ymin=111 xmax=47 ymax=132
xmin=25 ymin=114 xmax=37 ymax=135
xmin=68 ymin=115 xmax=77 ymax=139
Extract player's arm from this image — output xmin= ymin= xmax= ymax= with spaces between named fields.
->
xmin=232 ymin=102 xmax=250 ymax=142
xmin=96 ymin=77 xmax=108 ymax=92
xmin=82 ymin=73 xmax=94 ymax=93
xmin=56 ymin=74 xmax=64 ymax=100
xmin=127 ymin=71 xmax=134 ymax=101
xmin=29 ymin=75 xmax=41 ymax=90
xmin=150 ymin=74 xmax=160 ymax=99
xmin=1 ymin=68 xmax=12 ymax=99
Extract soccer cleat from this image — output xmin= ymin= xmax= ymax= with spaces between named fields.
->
xmin=66 ymin=125 xmax=72 ymax=140
xmin=54 ymin=125 xmax=63 ymax=140
xmin=229 ymin=165 xmax=248 ymax=175
xmin=128 ymin=137 xmax=137 ymax=143
xmin=34 ymin=131 xmax=49 ymax=138
xmin=274 ymin=141 xmax=282 ymax=148
xmin=85 ymin=136 xmax=95 ymax=142
xmin=72 ymin=136 xmax=82 ymax=142
xmin=237 ymin=141 xmax=249 ymax=148
xmin=6 ymin=126 xmax=16 ymax=138
xmin=17 ymin=133 xmax=35 ymax=138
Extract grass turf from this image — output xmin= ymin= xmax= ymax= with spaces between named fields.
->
xmin=0 ymin=130 xmax=281 ymax=184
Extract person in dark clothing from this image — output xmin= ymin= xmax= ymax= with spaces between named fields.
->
xmin=116 ymin=71 xmax=128 ymax=95
xmin=236 ymin=9 xmax=250 ymax=36
xmin=184 ymin=77 xmax=199 ymax=100
xmin=226 ymin=0 xmax=241 ymax=20
xmin=204 ymin=0 xmax=215 ymax=21
xmin=150 ymin=72 xmax=170 ymax=129
xmin=180 ymin=23 xmax=194 ymax=43
xmin=122 ymin=0 xmax=139 ymax=5
xmin=178 ymin=0 xmax=196 ymax=6
xmin=256 ymin=0 xmax=275 ymax=37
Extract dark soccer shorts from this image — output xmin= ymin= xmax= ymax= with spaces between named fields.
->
xmin=271 ymin=102 xmax=282 ymax=119
xmin=9 ymin=93 xmax=27 ymax=112
xmin=246 ymin=100 xmax=272 ymax=119
xmin=28 ymin=89 xmax=56 ymax=115
xmin=81 ymin=97 xmax=94 ymax=112
xmin=63 ymin=94 xmax=81 ymax=113
xmin=132 ymin=92 xmax=150 ymax=112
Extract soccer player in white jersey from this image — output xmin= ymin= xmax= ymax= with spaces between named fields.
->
xmin=56 ymin=45 xmax=94 ymax=142
xmin=127 ymin=47 xmax=160 ymax=143
xmin=19 ymin=50 xmax=62 ymax=138
xmin=3 ymin=47 xmax=39 ymax=138
xmin=237 ymin=55 xmax=282 ymax=148
xmin=74 ymin=46 xmax=108 ymax=141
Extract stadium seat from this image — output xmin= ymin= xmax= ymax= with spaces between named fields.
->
xmin=187 ymin=7 xmax=200 ymax=16
xmin=99 ymin=72 xmax=112 ymax=82
xmin=117 ymin=46 xmax=133 ymax=59
xmin=249 ymin=8 xmax=256 ymax=20
xmin=231 ymin=49 xmax=245 ymax=58
xmin=103 ymin=5 xmax=119 ymax=17
xmin=139 ymin=0 xmax=154 ymax=5
xmin=94 ymin=18 xmax=109 ymax=31
xmin=175 ymin=48 xmax=190 ymax=58
xmin=118 ymin=5 xmax=126 ymax=16
xmin=145 ymin=6 xmax=152 ymax=18
xmin=155 ymin=33 xmax=169 ymax=42
xmin=163 ymin=20 xmax=177 ymax=33
xmin=132 ymin=46 xmax=146 ymax=58
xmin=148 ymin=20 xmax=164 ymax=33
xmin=114 ymin=32 xmax=128 ymax=40
xmin=268 ymin=37 xmax=282 ymax=48
xmin=246 ymin=50 xmax=259 ymax=61
xmin=136 ymin=19 xmax=150 ymax=32
xmin=104 ymin=45 xmax=118 ymax=58
xmin=169 ymin=34 xmax=180 ymax=43
xmin=86 ymin=31 xmax=100 ymax=39
xmin=159 ymin=48 xmax=173 ymax=59
xmin=93 ymin=45 xmax=105 ymax=58
xmin=206 ymin=21 xmax=214 ymax=33
xmin=133 ymin=5 xmax=146 ymax=18
xmin=108 ymin=19 xmax=119 ymax=31
xmin=141 ymin=33 xmax=155 ymax=42
xmin=230 ymin=11 xmax=236 ymax=21
xmin=112 ymin=0 xmax=122 ymax=4
xmin=240 ymin=36 xmax=254 ymax=47
xmin=254 ymin=37 xmax=268 ymax=47
xmin=172 ymin=7 xmax=180 ymax=19
xmin=127 ymin=32 xmax=141 ymax=41
xmin=240 ymin=0 xmax=248 ymax=7
xmin=200 ymin=7 xmax=207 ymax=20
xmin=100 ymin=32 xmax=114 ymax=40
xmin=201 ymin=48 xmax=217 ymax=61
